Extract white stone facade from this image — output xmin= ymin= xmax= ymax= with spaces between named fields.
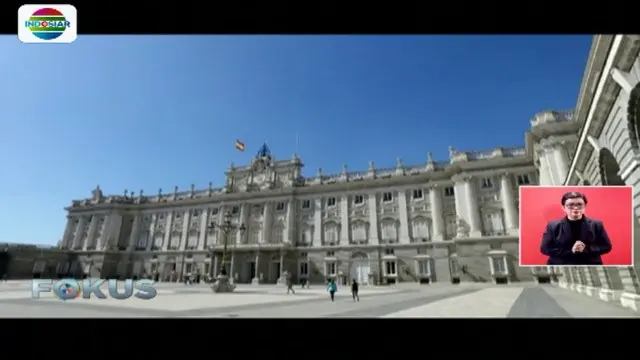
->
xmin=61 ymin=139 xmax=549 ymax=285
xmin=550 ymin=34 xmax=640 ymax=312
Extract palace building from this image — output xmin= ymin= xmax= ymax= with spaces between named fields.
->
xmin=58 ymin=110 xmax=574 ymax=287
xmin=52 ymin=35 xmax=640 ymax=311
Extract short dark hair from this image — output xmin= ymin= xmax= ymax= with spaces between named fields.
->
xmin=561 ymin=191 xmax=588 ymax=206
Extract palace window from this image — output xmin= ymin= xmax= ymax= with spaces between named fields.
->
xmin=193 ymin=209 xmax=201 ymax=217
xmin=412 ymin=189 xmax=423 ymax=200
xmin=325 ymin=262 xmax=337 ymax=276
xmin=489 ymin=253 xmax=508 ymax=275
xmin=231 ymin=206 xmax=239 ymax=214
xmin=384 ymin=261 xmax=397 ymax=276
xmin=211 ymin=208 xmax=219 ymax=215
xmin=276 ymin=202 xmax=286 ymax=211
xmin=354 ymin=195 xmax=364 ymax=205
xmin=444 ymin=187 xmax=455 ymax=197
xmin=481 ymin=177 xmax=494 ymax=189
xmin=483 ymin=211 xmax=505 ymax=236
xmin=417 ymin=260 xmax=430 ymax=276
xmin=327 ymin=197 xmax=337 ymax=207
xmin=301 ymin=200 xmax=311 ymax=209
xmin=299 ymin=260 xmax=309 ymax=277
xmin=516 ymin=174 xmax=531 ymax=185
xmin=326 ymin=251 xmax=335 ymax=256
xmin=411 ymin=218 xmax=430 ymax=242
xmin=385 ymin=248 xmax=395 ymax=255
xmin=272 ymin=227 xmax=284 ymax=244
xmin=382 ymin=192 xmax=393 ymax=203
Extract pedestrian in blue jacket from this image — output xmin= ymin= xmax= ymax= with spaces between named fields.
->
xmin=327 ymin=279 xmax=337 ymax=302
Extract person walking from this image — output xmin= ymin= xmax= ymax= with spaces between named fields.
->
xmin=327 ymin=279 xmax=337 ymax=302
xmin=286 ymin=271 xmax=296 ymax=294
xmin=351 ymin=279 xmax=359 ymax=302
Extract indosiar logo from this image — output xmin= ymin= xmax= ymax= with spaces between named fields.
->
xmin=18 ymin=5 xmax=78 ymax=44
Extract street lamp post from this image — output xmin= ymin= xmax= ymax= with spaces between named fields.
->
xmin=207 ymin=210 xmax=246 ymax=293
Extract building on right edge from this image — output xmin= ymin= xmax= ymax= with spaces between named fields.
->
xmin=549 ymin=34 xmax=640 ymax=312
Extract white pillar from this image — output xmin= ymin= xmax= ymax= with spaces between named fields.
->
xmin=464 ymin=178 xmax=482 ymax=237
xmin=263 ymin=202 xmax=272 ymax=244
xmin=429 ymin=185 xmax=444 ymax=241
xmin=286 ymin=200 xmax=296 ymax=245
xmin=128 ymin=215 xmax=141 ymax=251
xmin=500 ymin=173 xmax=519 ymax=234
xmin=368 ymin=193 xmax=379 ymax=245
xmin=253 ymin=253 xmax=260 ymax=281
xmin=553 ymin=145 xmax=570 ymax=184
xmin=279 ymin=253 xmax=285 ymax=279
xmin=72 ymin=216 xmax=87 ymax=250
xmin=312 ymin=199 xmax=322 ymax=246
xmin=198 ymin=210 xmax=209 ymax=250
xmin=179 ymin=211 xmax=189 ymax=250
xmin=536 ymin=150 xmax=552 ymax=186
xmin=162 ymin=213 xmax=172 ymax=251
xmin=61 ymin=217 xmax=75 ymax=249
xmin=340 ymin=195 xmax=350 ymax=245
xmin=145 ymin=214 xmax=155 ymax=252
xmin=397 ymin=189 xmax=410 ymax=243
xmin=84 ymin=216 xmax=99 ymax=250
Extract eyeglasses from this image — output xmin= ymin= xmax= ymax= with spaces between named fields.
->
xmin=564 ymin=203 xmax=585 ymax=209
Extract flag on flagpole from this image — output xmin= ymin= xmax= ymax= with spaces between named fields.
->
xmin=235 ymin=139 xmax=245 ymax=152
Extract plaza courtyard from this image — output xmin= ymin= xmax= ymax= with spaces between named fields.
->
xmin=0 ymin=282 xmax=638 ymax=318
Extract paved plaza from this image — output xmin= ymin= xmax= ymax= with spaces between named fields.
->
xmin=0 ymin=281 xmax=638 ymax=318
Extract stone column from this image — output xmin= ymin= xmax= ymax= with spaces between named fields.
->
xmin=278 ymin=253 xmax=285 ymax=283
xmin=179 ymin=211 xmax=190 ymax=251
xmin=536 ymin=150 xmax=553 ymax=186
xmin=552 ymin=144 xmax=570 ymax=183
xmin=397 ymin=189 xmax=410 ymax=243
xmin=429 ymin=185 xmax=444 ymax=241
xmin=145 ymin=214 xmax=155 ymax=252
xmin=72 ymin=216 xmax=87 ymax=250
xmin=499 ymin=173 xmax=518 ymax=234
xmin=128 ymin=215 xmax=141 ymax=251
xmin=263 ymin=202 xmax=272 ymax=244
xmin=198 ymin=209 xmax=209 ymax=250
xmin=340 ymin=196 xmax=350 ymax=245
xmin=368 ymin=193 xmax=379 ymax=245
xmin=464 ymin=178 xmax=482 ymax=237
xmin=61 ymin=217 xmax=75 ymax=249
xmin=312 ymin=199 xmax=322 ymax=246
xmin=252 ymin=253 xmax=260 ymax=284
xmin=162 ymin=213 xmax=173 ymax=251
xmin=212 ymin=255 xmax=218 ymax=277
xmin=286 ymin=200 xmax=296 ymax=245
xmin=84 ymin=216 xmax=99 ymax=250
xmin=229 ymin=253 xmax=235 ymax=281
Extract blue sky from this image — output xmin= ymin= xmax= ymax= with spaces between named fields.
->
xmin=0 ymin=35 xmax=592 ymax=245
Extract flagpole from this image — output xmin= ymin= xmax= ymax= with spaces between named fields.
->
xmin=295 ymin=132 xmax=299 ymax=156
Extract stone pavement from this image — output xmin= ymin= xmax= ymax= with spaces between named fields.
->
xmin=0 ymin=281 xmax=638 ymax=318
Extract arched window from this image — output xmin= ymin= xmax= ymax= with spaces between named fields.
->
xmin=598 ymin=148 xmax=626 ymax=186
